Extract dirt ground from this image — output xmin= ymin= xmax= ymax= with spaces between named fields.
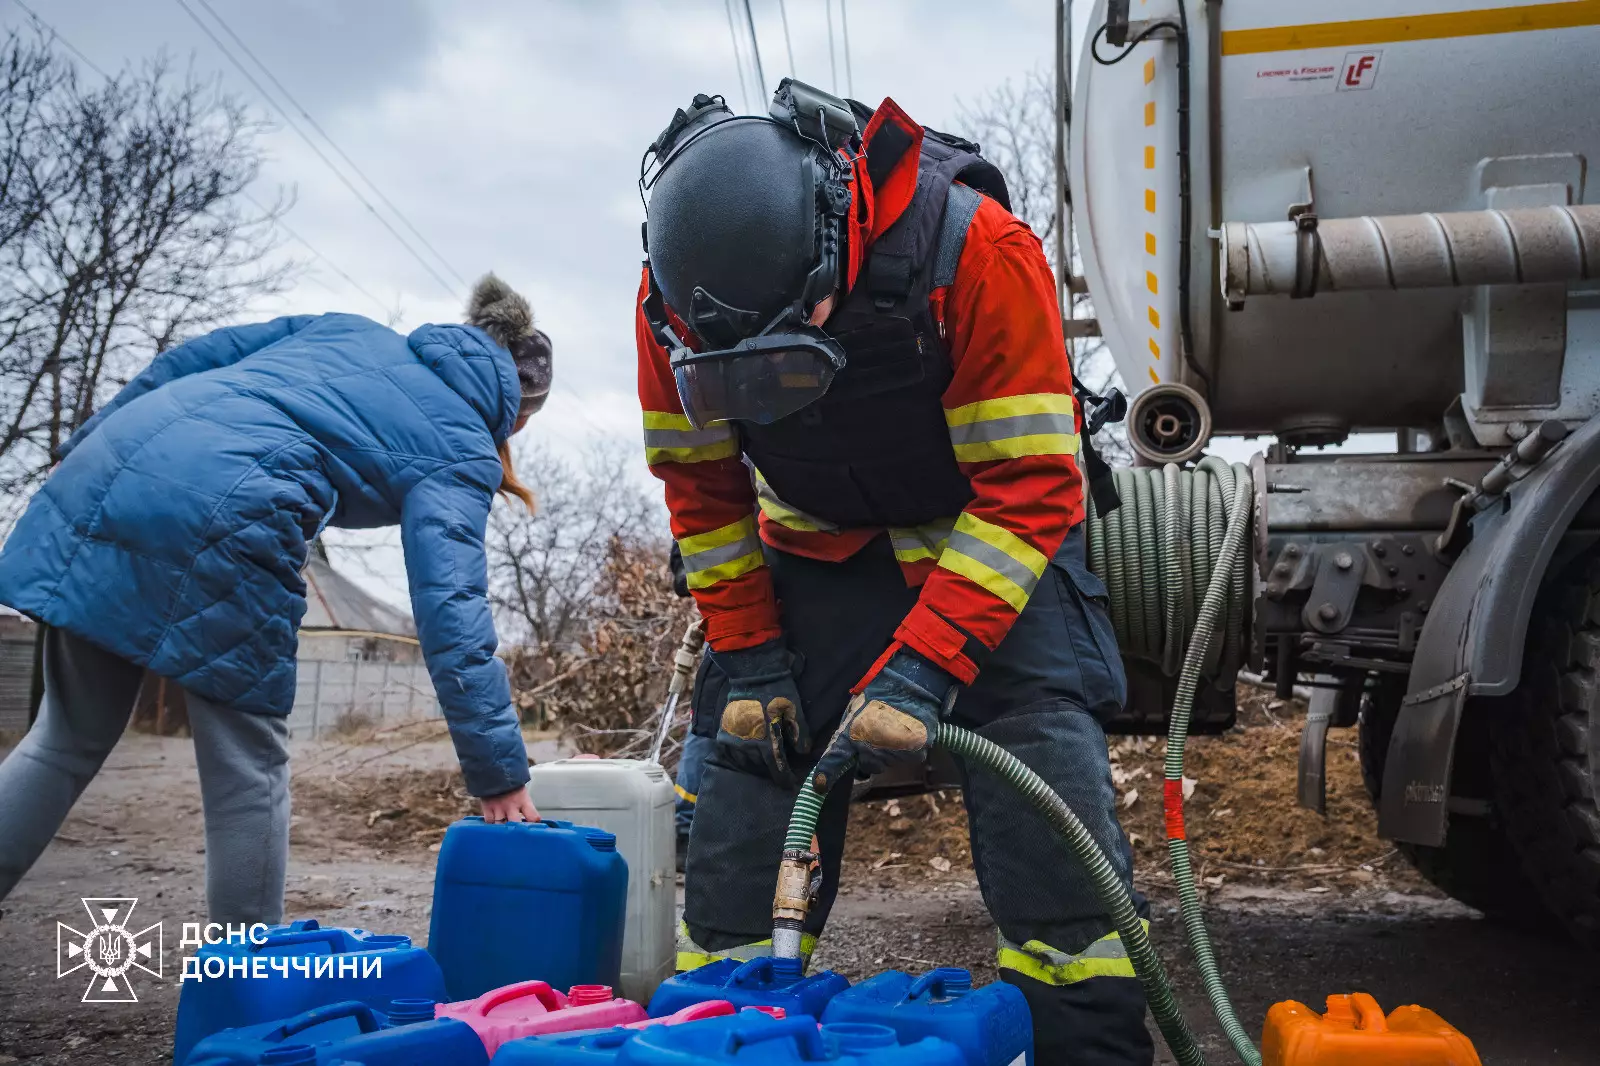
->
xmin=1 ymin=696 xmax=1596 ymax=1065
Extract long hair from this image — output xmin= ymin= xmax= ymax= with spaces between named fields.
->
xmin=498 ymin=439 xmax=537 ymax=513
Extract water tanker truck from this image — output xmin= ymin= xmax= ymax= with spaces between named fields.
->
xmin=1059 ymin=0 xmax=1600 ymax=945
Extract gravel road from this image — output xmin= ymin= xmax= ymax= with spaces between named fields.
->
xmin=1 ymin=732 xmax=1594 ymax=1065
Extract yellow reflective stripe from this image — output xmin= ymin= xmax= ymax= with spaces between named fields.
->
xmin=945 ymin=394 xmax=1080 ymax=463
xmin=754 ymin=470 xmax=838 ymax=533
xmin=944 ymin=392 xmax=1076 ymax=426
xmin=643 ymin=410 xmax=739 ymax=465
xmin=888 ymin=521 xmax=955 ymax=564
xmin=678 ymin=516 xmax=757 ymax=556
xmin=952 ymin=433 xmax=1081 ymax=463
xmin=679 ymin=517 xmax=764 ymax=591
xmin=674 ymin=783 xmax=697 ymax=804
xmin=996 ymin=924 xmax=1148 ymax=987
xmin=675 ymin=922 xmax=817 ymax=972
xmin=937 ymin=514 xmax=1049 ymax=612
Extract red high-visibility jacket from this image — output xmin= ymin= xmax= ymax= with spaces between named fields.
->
xmin=637 ymin=99 xmax=1082 ymax=685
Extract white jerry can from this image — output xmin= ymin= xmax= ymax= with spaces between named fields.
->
xmin=526 ymin=756 xmax=677 ymax=1003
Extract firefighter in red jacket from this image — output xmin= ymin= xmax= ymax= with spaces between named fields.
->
xmin=637 ymin=81 xmax=1150 ymax=1066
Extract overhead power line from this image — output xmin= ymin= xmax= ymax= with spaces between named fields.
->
xmin=11 ymin=0 xmax=111 ymax=78
xmin=741 ymin=0 xmax=767 ymax=98
xmin=13 ymin=1 xmax=397 ymax=326
xmin=244 ymin=194 xmax=388 ymax=316
xmin=173 ymin=0 xmax=462 ymax=302
xmin=840 ymin=0 xmax=854 ymax=97
xmin=193 ymin=0 xmax=469 ymax=291
xmin=723 ymin=0 xmax=752 ymax=111
xmin=776 ymin=0 xmax=796 ymax=77
xmin=824 ymin=0 xmax=838 ymax=93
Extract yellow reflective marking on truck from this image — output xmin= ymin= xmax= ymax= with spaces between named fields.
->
xmin=1221 ymin=1 xmax=1600 ymax=55
xmin=1143 ymin=57 xmax=1156 ymax=83
xmin=1148 ymin=367 xmax=1161 ymax=384
xmin=1146 ymin=271 xmax=1159 ymax=295
xmin=1148 ymin=337 xmax=1161 ymax=358
xmin=1144 ymin=146 xmax=1156 ymax=169
xmin=1148 ymin=306 xmax=1161 ymax=328
xmin=1143 ymin=101 xmax=1156 ymax=126
xmin=1144 ymin=189 xmax=1156 ymax=212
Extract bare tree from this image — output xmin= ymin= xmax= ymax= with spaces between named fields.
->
xmin=0 ymin=32 xmax=293 ymax=514
xmin=956 ymin=71 xmax=1131 ymax=463
xmin=486 ymin=440 xmax=662 ymax=650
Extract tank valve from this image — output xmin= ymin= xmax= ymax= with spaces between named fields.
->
xmin=772 ymin=847 xmax=820 ymax=960
xmin=1128 ymin=382 xmax=1212 ymax=465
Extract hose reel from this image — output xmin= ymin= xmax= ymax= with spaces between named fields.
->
xmin=1087 ymin=458 xmax=1254 ymax=700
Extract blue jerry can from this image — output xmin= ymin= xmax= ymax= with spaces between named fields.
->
xmin=626 ymin=1015 xmax=966 ymax=1064
xmin=822 ymin=968 xmax=1033 ymax=1066
xmin=647 ymin=958 xmax=849 ymax=1020
xmin=182 ymin=999 xmax=486 ymax=1066
xmin=172 ymin=920 xmax=446 ymax=1065
xmin=428 ymin=817 xmax=628 ymax=1001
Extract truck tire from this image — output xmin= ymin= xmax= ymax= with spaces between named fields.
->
xmin=1359 ymin=681 xmax=1544 ymax=923
xmin=1489 ymin=557 xmax=1600 ymax=949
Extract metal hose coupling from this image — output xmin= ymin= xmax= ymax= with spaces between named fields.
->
xmin=772 ymin=847 xmax=819 ymax=959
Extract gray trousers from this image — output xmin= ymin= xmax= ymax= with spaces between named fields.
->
xmin=0 ymin=628 xmax=290 ymax=924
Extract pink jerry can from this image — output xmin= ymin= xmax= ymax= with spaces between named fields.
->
xmin=623 ymin=1002 xmax=788 ymax=1029
xmin=436 ymin=980 xmax=647 ymax=1055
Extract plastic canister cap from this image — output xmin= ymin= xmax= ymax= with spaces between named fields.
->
xmin=387 ymin=998 xmax=438 ymax=1025
xmin=825 ymin=1023 xmax=899 ymax=1053
xmin=259 ymin=1045 xmax=318 ymax=1066
xmin=567 ymin=985 xmax=614 ymax=1006
xmin=584 ymin=830 xmax=618 ymax=852
xmin=932 ymin=967 xmax=971 ymax=996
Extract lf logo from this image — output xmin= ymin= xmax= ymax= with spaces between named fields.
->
xmin=57 ymin=897 xmax=163 ymax=1002
xmin=1338 ymin=50 xmax=1382 ymax=91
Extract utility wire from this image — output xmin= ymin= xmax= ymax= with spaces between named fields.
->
xmin=741 ymin=0 xmax=767 ymax=97
xmin=776 ymin=0 xmax=796 ymax=76
xmin=15 ymin=3 xmax=401 ymax=337
xmin=824 ymin=0 xmax=838 ymax=93
xmin=245 ymin=194 xmax=389 ymax=316
xmin=172 ymin=0 xmax=461 ymax=301
xmin=193 ymin=0 xmax=469 ymax=290
xmin=723 ymin=0 xmax=752 ymax=111
xmin=11 ymin=0 xmax=111 ymax=78
xmin=840 ymin=0 xmax=854 ymax=97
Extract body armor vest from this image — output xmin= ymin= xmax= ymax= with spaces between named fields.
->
xmin=739 ymin=131 xmax=1011 ymax=529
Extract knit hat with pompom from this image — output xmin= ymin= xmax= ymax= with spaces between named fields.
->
xmin=466 ymin=273 xmax=552 ymax=419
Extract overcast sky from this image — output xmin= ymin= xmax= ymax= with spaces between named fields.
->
xmin=4 ymin=0 xmax=1067 ymax=607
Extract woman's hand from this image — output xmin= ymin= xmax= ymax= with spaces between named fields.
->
xmin=480 ymin=785 xmax=539 ymax=824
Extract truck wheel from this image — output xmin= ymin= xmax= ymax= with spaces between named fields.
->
xmin=1490 ymin=559 xmax=1600 ymax=949
xmin=1359 ymin=681 xmax=1543 ymax=922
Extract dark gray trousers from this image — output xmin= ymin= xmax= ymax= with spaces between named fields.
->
xmin=0 ymin=628 xmax=290 ymax=924
xmin=683 ymin=528 xmax=1154 ymax=1066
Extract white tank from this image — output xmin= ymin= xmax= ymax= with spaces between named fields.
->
xmin=526 ymin=756 xmax=677 ymax=1003
xmin=1071 ymin=0 xmax=1600 ymax=442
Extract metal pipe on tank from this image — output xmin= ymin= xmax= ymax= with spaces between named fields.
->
xmin=1221 ymin=204 xmax=1600 ymax=305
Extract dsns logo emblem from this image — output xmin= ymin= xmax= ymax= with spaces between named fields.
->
xmin=57 ymin=897 xmax=163 ymax=1002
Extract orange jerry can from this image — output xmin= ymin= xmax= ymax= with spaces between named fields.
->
xmin=1262 ymin=993 xmax=1482 ymax=1066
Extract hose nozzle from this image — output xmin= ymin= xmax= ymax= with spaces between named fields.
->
xmin=772 ymin=847 xmax=818 ymax=960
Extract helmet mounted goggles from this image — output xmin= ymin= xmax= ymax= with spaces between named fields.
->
xmin=641 ymin=80 xmax=860 ymax=429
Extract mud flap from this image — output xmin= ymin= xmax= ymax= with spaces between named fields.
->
xmin=1380 ymin=413 xmax=1600 ymax=846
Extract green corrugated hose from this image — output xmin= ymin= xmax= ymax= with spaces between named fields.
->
xmin=776 ymin=460 xmax=1260 ymax=1066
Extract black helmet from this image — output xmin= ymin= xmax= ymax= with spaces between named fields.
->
xmin=641 ymin=80 xmax=860 ymax=429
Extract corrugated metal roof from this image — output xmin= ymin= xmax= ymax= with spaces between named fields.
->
xmin=301 ymin=555 xmax=416 ymax=637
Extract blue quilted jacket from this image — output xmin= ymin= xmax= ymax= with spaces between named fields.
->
xmin=0 ymin=313 xmax=530 ymax=796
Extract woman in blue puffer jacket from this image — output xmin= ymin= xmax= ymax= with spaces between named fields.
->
xmin=0 ymin=275 xmax=552 ymax=924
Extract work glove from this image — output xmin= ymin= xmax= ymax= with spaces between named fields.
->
xmin=714 ymin=638 xmax=810 ymax=787
xmin=812 ymin=645 xmax=958 ymax=793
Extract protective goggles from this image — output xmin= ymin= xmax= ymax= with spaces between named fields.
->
xmin=644 ymin=282 xmax=846 ymax=429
